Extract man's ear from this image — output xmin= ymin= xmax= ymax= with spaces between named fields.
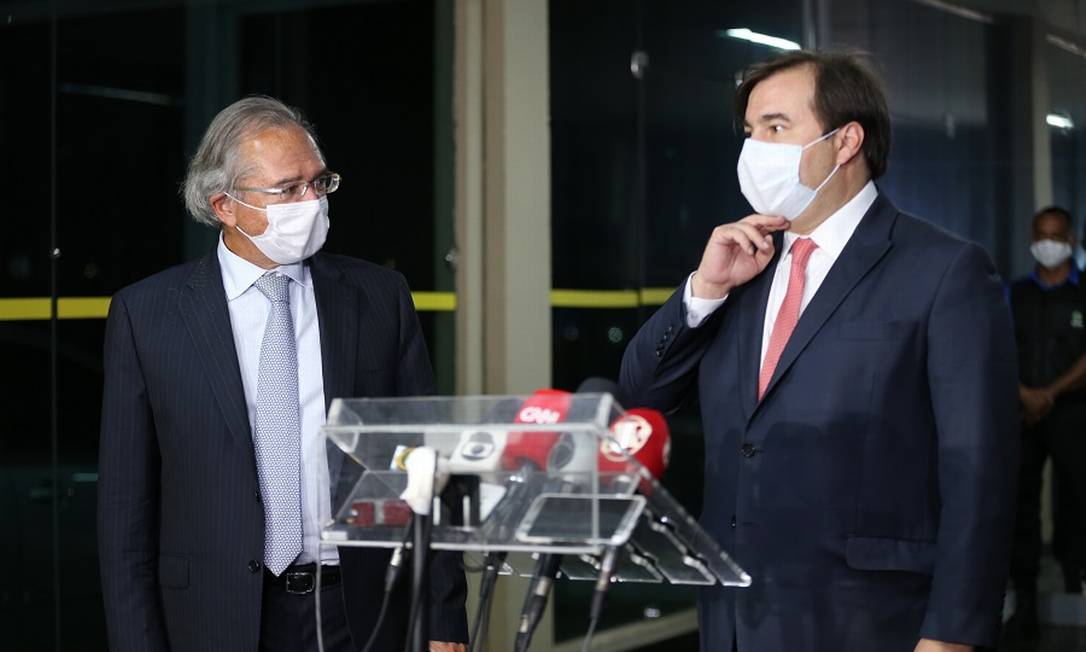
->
xmin=210 ymin=192 xmax=236 ymax=228
xmin=835 ymin=121 xmax=865 ymax=167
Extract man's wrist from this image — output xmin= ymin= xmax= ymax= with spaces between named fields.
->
xmin=691 ymin=272 xmax=731 ymax=300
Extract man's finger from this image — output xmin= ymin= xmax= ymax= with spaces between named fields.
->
xmin=734 ymin=223 xmax=774 ymax=251
xmin=714 ymin=228 xmax=757 ymax=256
xmin=739 ymin=214 xmax=791 ymax=233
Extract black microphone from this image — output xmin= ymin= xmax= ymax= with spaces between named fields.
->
xmin=471 ymin=389 xmax=575 ymax=652
xmin=582 ymin=407 xmax=672 ymax=651
xmin=512 ymin=379 xmax=616 ymax=652
xmin=514 ymin=553 xmax=564 ymax=652
xmin=517 ymin=396 xmax=674 ymax=652
xmin=574 ymin=375 xmax=626 ymax=407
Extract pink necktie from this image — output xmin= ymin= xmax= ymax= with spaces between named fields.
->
xmin=758 ymin=238 xmax=818 ymax=400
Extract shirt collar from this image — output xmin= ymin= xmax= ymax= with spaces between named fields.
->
xmin=782 ymin=180 xmax=878 ymax=257
xmin=217 ymin=233 xmax=311 ymax=301
xmin=1029 ymin=263 xmax=1080 ymax=289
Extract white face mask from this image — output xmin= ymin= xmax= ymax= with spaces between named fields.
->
xmin=1030 ymin=239 xmax=1073 ymax=270
xmin=228 ymin=195 xmax=330 ymax=265
xmin=737 ymin=128 xmax=840 ymax=220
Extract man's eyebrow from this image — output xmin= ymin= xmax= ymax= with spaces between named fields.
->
xmin=268 ymin=168 xmax=329 ymax=186
xmin=758 ymin=112 xmax=791 ymax=124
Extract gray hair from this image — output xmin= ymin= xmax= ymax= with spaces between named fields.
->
xmin=182 ymin=96 xmax=323 ymax=226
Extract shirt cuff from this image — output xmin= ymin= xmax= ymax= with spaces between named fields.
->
xmin=682 ymin=272 xmax=727 ymax=328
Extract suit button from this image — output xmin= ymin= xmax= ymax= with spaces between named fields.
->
xmin=248 ymin=560 xmax=261 ymax=573
xmin=730 ymin=514 xmax=737 ymax=528
xmin=254 ymin=490 xmax=262 ymax=503
xmin=655 ymin=350 xmax=663 ymax=358
xmin=740 ymin=442 xmax=756 ymax=458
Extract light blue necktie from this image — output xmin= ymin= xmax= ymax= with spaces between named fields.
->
xmin=252 ymin=272 xmax=303 ymax=576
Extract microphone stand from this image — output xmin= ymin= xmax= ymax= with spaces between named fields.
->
xmin=410 ymin=513 xmax=431 ymax=652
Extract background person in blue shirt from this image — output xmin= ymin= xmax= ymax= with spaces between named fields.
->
xmin=1006 ymin=205 xmax=1086 ymax=639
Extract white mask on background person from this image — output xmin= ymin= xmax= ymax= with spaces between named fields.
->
xmin=1030 ymin=239 xmax=1073 ymax=270
xmin=737 ymin=128 xmax=840 ymax=220
xmin=228 ymin=195 xmax=330 ymax=265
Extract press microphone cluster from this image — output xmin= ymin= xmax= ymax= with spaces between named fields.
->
xmin=513 ymin=386 xmax=672 ymax=652
xmin=378 ymin=384 xmax=673 ymax=652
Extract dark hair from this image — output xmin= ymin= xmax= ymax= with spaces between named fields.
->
xmin=735 ymin=50 xmax=892 ymax=179
xmin=1033 ymin=205 xmax=1074 ymax=230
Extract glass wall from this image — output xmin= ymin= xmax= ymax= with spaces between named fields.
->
xmin=825 ymin=0 xmax=1016 ymax=271
xmin=548 ymin=0 xmax=1071 ymax=646
xmin=548 ymin=0 xmax=807 ymax=642
xmin=1050 ymin=37 xmax=1086 ymax=230
xmin=7 ymin=0 xmax=1086 ymax=648
xmin=0 ymin=1 xmax=453 ymax=648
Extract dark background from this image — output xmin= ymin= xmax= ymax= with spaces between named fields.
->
xmin=4 ymin=0 xmax=1086 ymax=649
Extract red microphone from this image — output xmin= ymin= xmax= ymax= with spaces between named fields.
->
xmin=598 ymin=407 xmax=671 ymax=482
xmin=500 ymin=389 xmax=574 ymax=472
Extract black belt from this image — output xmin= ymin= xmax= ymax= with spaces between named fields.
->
xmin=265 ymin=562 xmax=341 ymax=595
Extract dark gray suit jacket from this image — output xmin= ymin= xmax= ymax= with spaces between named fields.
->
xmin=98 ymin=249 xmax=467 ymax=651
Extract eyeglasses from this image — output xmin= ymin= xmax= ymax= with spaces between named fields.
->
xmin=234 ymin=172 xmax=341 ymax=203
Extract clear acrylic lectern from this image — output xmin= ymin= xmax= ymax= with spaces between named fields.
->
xmin=320 ymin=394 xmax=750 ymax=588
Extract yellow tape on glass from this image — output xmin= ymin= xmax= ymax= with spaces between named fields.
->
xmin=0 ymin=288 xmax=674 ymax=321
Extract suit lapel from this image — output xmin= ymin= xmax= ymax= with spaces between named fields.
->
xmin=178 ymin=250 xmax=253 ymax=453
xmin=737 ymin=231 xmax=783 ymax=422
xmin=310 ymin=254 xmax=359 ymax=411
xmin=309 ymin=254 xmax=359 ymax=485
xmin=753 ymin=194 xmax=897 ymax=414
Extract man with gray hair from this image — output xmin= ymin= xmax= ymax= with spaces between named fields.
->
xmin=98 ymin=96 xmax=468 ymax=652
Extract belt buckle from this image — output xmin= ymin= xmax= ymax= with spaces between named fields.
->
xmin=284 ymin=570 xmax=315 ymax=595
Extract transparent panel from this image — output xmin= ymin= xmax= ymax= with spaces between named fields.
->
xmin=321 ymin=394 xmax=750 ymax=587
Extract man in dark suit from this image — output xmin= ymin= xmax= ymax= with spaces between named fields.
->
xmin=98 ymin=96 xmax=467 ymax=651
xmin=620 ymin=51 xmax=1018 ymax=652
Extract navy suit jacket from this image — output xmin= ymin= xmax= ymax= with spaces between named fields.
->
xmin=620 ymin=194 xmax=1018 ymax=651
xmin=98 ymin=249 xmax=468 ymax=651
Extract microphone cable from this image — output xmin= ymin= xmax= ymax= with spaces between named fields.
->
xmin=467 ymin=551 xmax=507 ymax=652
xmin=403 ymin=513 xmax=432 ymax=652
xmin=580 ymin=547 xmax=619 ymax=652
xmin=404 ymin=449 xmax=440 ymax=652
xmin=359 ymin=519 xmax=415 ymax=652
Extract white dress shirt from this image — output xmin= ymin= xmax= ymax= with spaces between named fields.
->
xmin=683 ymin=181 xmax=878 ymax=367
xmin=217 ymin=236 xmax=337 ymax=565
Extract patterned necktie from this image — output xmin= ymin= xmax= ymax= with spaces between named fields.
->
xmin=252 ymin=272 xmax=303 ymax=576
xmin=758 ymin=238 xmax=818 ymax=400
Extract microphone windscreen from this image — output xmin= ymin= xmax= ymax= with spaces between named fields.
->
xmin=500 ymin=389 xmax=573 ymax=471
xmin=598 ymin=407 xmax=671 ymax=480
xmin=575 ymin=376 xmax=625 ymax=406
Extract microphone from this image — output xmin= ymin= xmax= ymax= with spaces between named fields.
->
xmin=470 ymin=389 xmax=575 ymax=652
xmin=500 ymin=388 xmax=575 ymax=472
xmin=587 ymin=407 xmax=672 ymax=650
xmin=575 ymin=375 xmax=628 ymax=407
xmin=597 ymin=407 xmax=672 ymax=487
xmin=513 ymin=383 xmax=616 ymax=652
xmin=515 ymin=553 xmax=563 ymax=652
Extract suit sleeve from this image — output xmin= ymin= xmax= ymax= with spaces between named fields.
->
xmin=393 ymin=276 xmax=469 ymax=643
xmin=919 ymin=242 xmax=1019 ymax=646
xmin=619 ymin=281 xmax=725 ymax=412
xmin=97 ymin=293 xmax=169 ymax=651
